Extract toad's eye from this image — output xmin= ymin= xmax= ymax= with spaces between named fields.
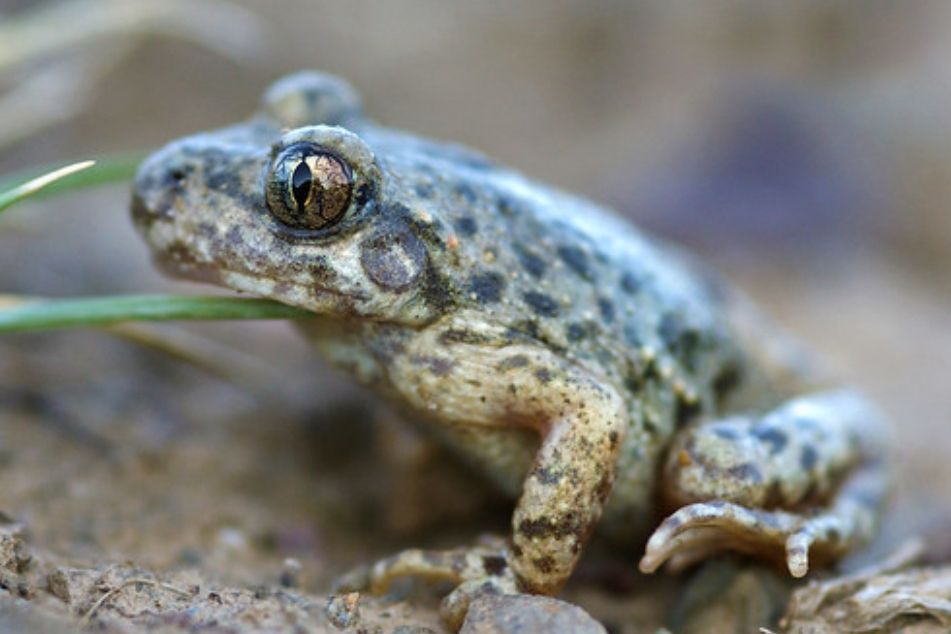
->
xmin=265 ymin=142 xmax=353 ymax=231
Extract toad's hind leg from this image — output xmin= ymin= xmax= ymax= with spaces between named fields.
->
xmin=640 ymin=389 xmax=889 ymax=577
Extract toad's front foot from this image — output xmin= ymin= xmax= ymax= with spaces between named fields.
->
xmin=336 ymin=537 xmax=520 ymax=631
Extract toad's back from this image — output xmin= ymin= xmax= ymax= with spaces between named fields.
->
xmin=361 ymin=121 xmax=753 ymax=428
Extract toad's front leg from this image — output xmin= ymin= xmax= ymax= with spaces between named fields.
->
xmin=359 ymin=320 xmax=627 ymax=628
xmin=508 ymin=370 xmax=626 ymax=594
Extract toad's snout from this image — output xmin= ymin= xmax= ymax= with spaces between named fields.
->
xmin=130 ymin=146 xmax=196 ymax=228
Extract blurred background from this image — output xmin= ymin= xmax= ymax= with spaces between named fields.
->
xmin=0 ymin=0 xmax=949 ymax=630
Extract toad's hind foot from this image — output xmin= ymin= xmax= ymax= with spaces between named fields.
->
xmin=639 ymin=460 xmax=888 ymax=577
xmin=335 ymin=537 xmax=519 ymax=631
xmin=641 ymin=389 xmax=890 ymax=577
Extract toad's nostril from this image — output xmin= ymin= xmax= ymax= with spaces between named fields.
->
xmin=165 ymin=162 xmax=195 ymax=188
xmin=131 ymin=164 xmax=185 ymax=225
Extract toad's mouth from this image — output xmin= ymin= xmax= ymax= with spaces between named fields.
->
xmin=150 ymin=248 xmax=224 ymax=287
xmin=153 ymin=252 xmax=370 ymax=319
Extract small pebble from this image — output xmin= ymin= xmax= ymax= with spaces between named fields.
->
xmin=460 ymin=594 xmax=606 ymax=634
xmin=326 ymin=592 xmax=361 ymax=629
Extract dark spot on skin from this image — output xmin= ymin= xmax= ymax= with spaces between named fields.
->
xmin=497 ymin=355 xmax=529 ymax=371
xmin=533 ymin=467 xmax=561 ymax=486
xmin=225 ymin=226 xmax=243 ymax=247
xmin=623 ymin=356 xmax=656 ymax=395
xmin=533 ymin=556 xmax=555 ymax=574
xmin=597 ymin=297 xmax=615 ymax=323
xmin=389 ymin=202 xmax=446 ymax=251
xmin=622 ymin=325 xmax=643 ymax=348
xmin=800 ymin=445 xmax=819 ymax=470
xmin=753 ymin=426 xmax=789 ymax=455
xmin=675 ymin=398 xmax=702 ymax=429
xmin=659 ymin=313 xmax=683 ymax=348
xmin=557 ymin=245 xmax=592 ymax=280
xmin=453 ymin=216 xmax=478 ymax=237
xmin=205 ymin=164 xmax=242 ymax=194
xmin=418 ymin=265 xmax=455 ymax=315
xmin=514 ymin=243 xmax=546 ymax=278
xmin=453 ymin=183 xmax=478 ymax=202
xmin=482 ymin=556 xmax=507 ymax=576
xmin=496 ymin=194 xmax=523 ymax=217
xmin=469 ymin=271 xmax=505 ymax=304
xmin=660 ymin=313 xmax=703 ymax=373
xmin=517 ymin=515 xmax=581 ymax=540
xmin=197 ymin=222 xmax=217 ymax=239
xmin=439 ymin=329 xmax=494 ymax=345
xmin=566 ymin=322 xmax=589 ymax=342
xmin=360 ymin=223 xmax=427 ymax=292
xmin=414 ymin=182 xmax=434 ymax=198
xmin=366 ymin=334 xmax=406 ymax=364
xmin=411 ymin=355 xmax=455 ymax=377
xmin=608 ymin=431 xmax=619 ymax=448
xmin=508 ymin=320 xmax=541 ymax=342
xmin=713 ymin=426 xmax=740 ymax=440
xmin=308 ymin=254 xmax=338 ymax=287
xmin=523 ymin=292 xmax=559 ymax=318
xmin=643 ymin=358 xmax=661 ymax=382
xmin=727 ymin=463 xmax=763 ymax=484
xmin=620 ymin=271 xmax=641 ymax=294
xmin=183 ymin=150 xmax=260 ymax=212
xmin=429 ymin=358 xmax=455 ymax=376
xmin=713 ymin=363 xmax=742 ymax=402
xmin=534 ymin=368 xmax=553 ymax=384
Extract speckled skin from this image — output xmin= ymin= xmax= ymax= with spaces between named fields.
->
xmin=131 ymin=72 xmax=890 ymax=628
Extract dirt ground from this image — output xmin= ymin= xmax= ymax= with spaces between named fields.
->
xmin=2 ymin=2 xmax=951 ymax=633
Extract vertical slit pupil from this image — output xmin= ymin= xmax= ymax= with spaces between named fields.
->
xmin=291 ymin=161 xmax=313 ymax=210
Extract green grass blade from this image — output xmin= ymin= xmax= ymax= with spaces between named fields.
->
xmin=0 ymin=295 xmax=312 ymax=333
xmin=0 ymin=160 xmax=96 ymax=213
xmin=0 ymin=151 xmax=146 ymax=215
